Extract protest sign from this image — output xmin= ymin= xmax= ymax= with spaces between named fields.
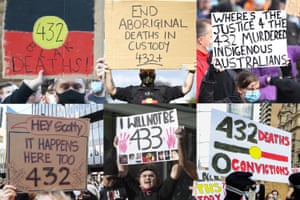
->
xmin=286 ymin=0 xmax=300 ymax=17
xmin=212 ymin=10 xmax=287 ymax=69
xmin=208 ymin=109 xmax=291 ymax=183
xmin=116 ymin=109 xmax=178 ymax=165
xmin=193 ymin=181 xmax=225 ymax=200
xmin=292 ymin=168 xmax=300 ymax=173
xmin=2 ymin=0 xmax=94 ymax=79
xmin=105 ymin=0 xmax=195 ymax=69
xmin=6 ymin=113 xmax=90 ymax=192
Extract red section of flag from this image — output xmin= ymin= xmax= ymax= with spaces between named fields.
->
xmin=3 ymin=31 xmax=94 ymax=77
xmin=262 ymin=151 xmax=288 ymax=162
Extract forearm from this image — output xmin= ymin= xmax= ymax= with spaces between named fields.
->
xmin=118 ymin=163 xmax=128 ymax=177
xmin=105 ymin=71 xmax=117 ymax=95
xmin=182 ymin=71 xmax=195 ymax=94
xmin=170 ymin=163 xmax=182 ymax=180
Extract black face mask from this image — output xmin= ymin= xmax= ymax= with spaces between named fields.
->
xmin=57 ymin=90 xmax=85 ymax=104
xmin=140 ymin=74 xmax=155 ymax=86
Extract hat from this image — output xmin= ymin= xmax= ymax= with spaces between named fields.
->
xmin=289 ymin=172 xmax=300 ymax=188
xmin=139 ymin=164 xmax=158 ymax=176
xmin=226 ymin=171 xmax=255 ymax=191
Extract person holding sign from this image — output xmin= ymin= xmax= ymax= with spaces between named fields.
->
xmin=113 ymin=126 xmax=196 ymax=199
xmin=100 ymin=58 xmax=195 ymax=104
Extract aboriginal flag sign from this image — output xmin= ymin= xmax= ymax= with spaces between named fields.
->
xmin=3 ymin=0 xmax=95 ymax=79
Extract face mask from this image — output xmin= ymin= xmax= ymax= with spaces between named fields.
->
xmin=57 ymin=90 xmax=85 ymax=104
xmin=255 ymin=0 xmax=265 ymax=6
xmin=47 ymin=94 xmax=57 ymax=104
xmin=91 ymin=81 xmax=103 ymax=93
xmin=206 ymin=45 xmax=213 ymax=52
xmin=140 ymin=73 xmax=155 ymax=86
xmin=273 ymin=194 xmax=277 ymax=200
xmin=244 ymin=90 xmax=260 ymax=103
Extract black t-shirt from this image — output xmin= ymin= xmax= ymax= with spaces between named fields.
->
xmin=123 ymin=174 xmax=178 ymax=200
xmin=113 ymin=85 xmax=183 ymax=104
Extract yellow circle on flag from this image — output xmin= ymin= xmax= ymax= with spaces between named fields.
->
xmin=249 ymin=146 xmax=262 ymax=160
xmin=33 ymin=16 xmax=68 ymax=49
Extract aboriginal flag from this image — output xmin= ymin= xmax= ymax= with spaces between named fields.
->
xmin=3 ymin=0 xmax=94 ymax=78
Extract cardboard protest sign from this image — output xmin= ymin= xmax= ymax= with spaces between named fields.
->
xmin=105 ymin=0 xmax=196 ymax=69
xmin=116 ymin=109 xmax=178 ymax=165
xmin=6 ymin=113 xmax=90 ymax=192
xmin=286 ymin=0 xmax=300 ymax=17
xmin=3 ymin=0 xmax=95 ymax=79
xmin=193 ymin=181 xmax=225 ymax=200
xmin=212 ymin=10 xmax=287 ymax=69
xmin=208 ymin=109 xmax=291 ymax=183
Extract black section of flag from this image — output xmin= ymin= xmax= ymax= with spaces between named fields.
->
xmin=4 ymin=0 xmax=94 ymax=31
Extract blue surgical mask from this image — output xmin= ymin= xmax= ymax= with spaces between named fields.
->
xmin=244 ymin=90 xmax=260 ymax=102
xmin=206 ymin=45 xmax=213 ymax=52
xmin=91 ymin=81 xmax=103 ymax=93
xmin=273 ymin=194 xmax=277 ymax=200
xmin=255 ymin=0 xmax=265 ymax=6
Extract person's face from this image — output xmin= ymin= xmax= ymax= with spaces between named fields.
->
xmin=139 ymin=170 xmax=157 ymax=190
xmin=139 ymin=70 xmax=156 ymax=86
xmin=198 ymin=25 xmax=212 ymax=52
xmin=43 ymin=85 xmax=57 ymax=104
xmin=237 ymin=80 xmax=260 ymax=100
xmin=267 ymin=194 xmax=275 ymax=200
xmin=55 ymin=79 xmax=85 ymax=94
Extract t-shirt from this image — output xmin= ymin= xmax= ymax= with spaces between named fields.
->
xmin=112 ymin=85 xmax=183 ymax=104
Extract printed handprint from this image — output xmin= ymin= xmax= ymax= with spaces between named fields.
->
xmin=165 ymin=127 xmax=176 ymax=149
xmin=118 ymin=132 xmax=130 ymax=153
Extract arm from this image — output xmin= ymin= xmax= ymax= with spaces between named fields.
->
xmin=113 ymin=136 xmax=128 ymax=177
xmin=3 ymin=70 xmax=43 ymax=104
xmin=175 ymin=127 xmax=198 ymax=180
xmin=102 ymin=59 xmax=117 ymax=96
xmin=181 ymin=71 xmax=195 ymax=95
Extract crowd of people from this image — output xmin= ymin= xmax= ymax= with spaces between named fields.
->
xmin=0 ymin=0 xmax=300 ymax=199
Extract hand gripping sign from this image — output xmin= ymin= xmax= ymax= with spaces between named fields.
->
xmin=116 ymin=109 xmax=179 ymax=165
xmin=6 ymin=113 xmax=90 ymax=192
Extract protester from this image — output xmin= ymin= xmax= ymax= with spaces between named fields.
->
xmin=87 ymin=58 xmax=106 ymax=104
xmin=286 ymin=172 xmax=300 ymax=200
xmin=271 ymin=189 xmax=281 ymax=200
xmin=0 ymin=82 xmax=18 ymax=103
xmin=267 ymin=76 xmax=300 ymax=102
xmin=113 ymin=126 xmax=195 ymax=199
xmin=102 ymin=58 xmax=195 ymax=104
xmin=224 ymin=171 xmax=256 ymax=200
xmin=34 ymin=191 xmax=70 ymax=200
xmin=196 ymin=18 xmax=212 ymax=102
xmin=40 ymin=78 xmax=57 ymax=104
xmin=1 ymin=70 xmax=43 ymax=104
xmin=234 ymin=71 xmax=261 ymax=103
xmin=265 ymin=192 xmax=275 ymax=200
xmin=100 ymin=148 xmax=128 ymax=200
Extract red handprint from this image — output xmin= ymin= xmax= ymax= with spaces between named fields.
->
xmin=118 ymin=132 xmax=130 ymax=153
xmin=165 ymin=127 xmax=177 ymax=149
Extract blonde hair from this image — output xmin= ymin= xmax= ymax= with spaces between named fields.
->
xmin=34 ymin=191 xmax=71 ymax=200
